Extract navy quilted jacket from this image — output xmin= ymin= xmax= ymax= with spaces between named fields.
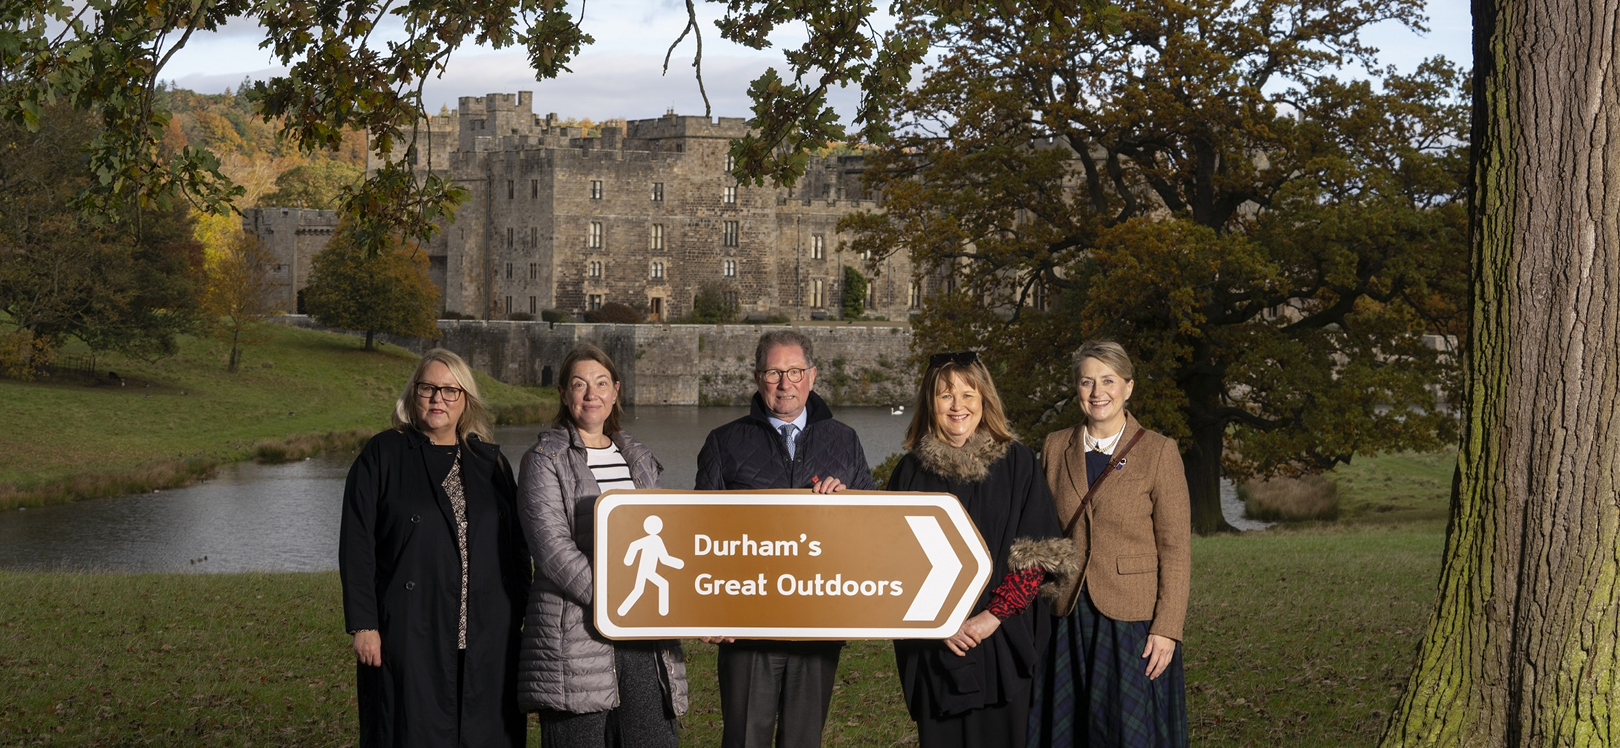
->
xmin=694 ymin=392 xmax=876 ymax=491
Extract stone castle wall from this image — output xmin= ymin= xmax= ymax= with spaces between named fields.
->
xmin=282 ymin=317 xmax=916 ymax=407
xmin=248 ymin=91 xmax=918 ymax=326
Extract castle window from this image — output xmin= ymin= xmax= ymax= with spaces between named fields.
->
xmin=722 ymin=220 xmax=739 ymax=247
xmin=591 ymin=180 xmax=603 ymax=200
xmin=507 ymin=180 xmax=514 ymax=200
xmin=589 ymin=221 xmax=603 ymax=249
xmin=725 ymin=154 xmax=735 ymax=172
xmin=811 ymin=234 xmax=825 ymax=260
xmin=506 ymin=227 xmax=513 ymax=248
xmin=724 ymin=259 xmax=737 ymax=278
xmin=530 ymin=262 xmax=539 ymax=281
xmin=529 ymin=227 xmax=537 ymax=247
xmin=531 ymin=179 xmax=538 ymax=198
xmin=811 ymin=279 xmax=825 ymax=308
xmin=588 ymin=294 xmax=604 ymax=311
xmin=505 ymin=295 xmax=512 ymax=313
xmin=530 ymin=296 xmax=537 ymax=314
xmin=651 ymin=223 xmax=664 ymax=250
xmin=651 ymin=261 xmax=665 ymax=280
xmin=724 ymin=185 xmax=737 ymax=205
xmin=909 ymin=282 xmax=921 ymax=309
xmin=589 ymin=260 xmax=603 ymax=278
xmin=506 ymin=262 xmax=513 ymax=280
xmin=651 ymin=182 xmax=664 ymax=202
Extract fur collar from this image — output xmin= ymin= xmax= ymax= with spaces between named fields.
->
xmin=913 ymin=431 xmax=1010 ymax=483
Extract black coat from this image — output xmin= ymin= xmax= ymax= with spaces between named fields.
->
xmin=339 ymin=428 xmax=530 ymax=748
xmin=694 ymin=391 xmax=875 ymax=491
xmin=887 ymin=438 xmax=1062 ymax=722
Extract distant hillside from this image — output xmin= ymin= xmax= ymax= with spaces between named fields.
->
xmin=156 ymin=81 xmax=366 ymax=208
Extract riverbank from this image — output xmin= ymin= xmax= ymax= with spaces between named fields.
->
xmin=0 ymin=325 xmax=556 ymax=510
xmin=0 ymin=523 xmax=1443 ymax=747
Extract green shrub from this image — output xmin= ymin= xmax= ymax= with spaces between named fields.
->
xmin=584 ymin=302 xmax=643 ymax=324
xmin=541 ymin=308 xmax=572 ymax=323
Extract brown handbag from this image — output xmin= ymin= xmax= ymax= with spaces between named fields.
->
xmin=1061 ymin=427 xmax=1147 ymax=537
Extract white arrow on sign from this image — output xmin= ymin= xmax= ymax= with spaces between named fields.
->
xmin=903 ymin=515 xmax=963 ymax=621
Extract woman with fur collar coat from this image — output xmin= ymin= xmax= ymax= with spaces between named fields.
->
xmin=885 ymin=352 xmax=1076 ymax=748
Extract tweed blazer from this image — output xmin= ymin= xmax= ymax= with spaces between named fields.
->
xmin=1042 ymin=413 xmax=1192 ymax=641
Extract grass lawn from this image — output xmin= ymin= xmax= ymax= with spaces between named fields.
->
xmin=1329 ymin=450 xmax=1457 ymax=525
xmin=0 ymin=524 xmax=1443 ymax=747
xmin=0 ymin=324 xmax=555 ymax=508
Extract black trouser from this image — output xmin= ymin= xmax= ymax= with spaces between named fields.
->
xmin=717 ymin=641 xmax=842 ymax=748
xmin=537 ymin=644 xmax=677 ymax=748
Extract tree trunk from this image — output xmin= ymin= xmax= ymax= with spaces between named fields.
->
xmin=227 ymin=327 xmax=241 ymax=373
xmin=1182 ymin=417 xmax=1236 ymax=535
xmin=1380 ymin=0 xmax=1620 ymax=744
xmin=364 ymin=329 xmax=375 ymax=351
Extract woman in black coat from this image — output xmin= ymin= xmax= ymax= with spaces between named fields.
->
xmin=339 ymin=349 xmax=530 ymax=748
xmin=886 ymin=351 xmax=1076 ymax=748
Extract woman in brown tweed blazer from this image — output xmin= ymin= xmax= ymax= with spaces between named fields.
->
xmin=1027 ymin=340 xmax=1191 ymax=748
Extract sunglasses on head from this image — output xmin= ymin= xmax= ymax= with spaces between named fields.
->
xmin=928 ymin=350 xmax=979 ymax=368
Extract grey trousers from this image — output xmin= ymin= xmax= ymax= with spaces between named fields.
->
xmin=717 ymin=641 xmax=842 ymax=748
xmin=537 ymin=645 xmax=677 ymax=748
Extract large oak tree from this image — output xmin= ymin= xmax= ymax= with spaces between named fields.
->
xmin=844 ymin=0 xmax=1470 ymax=532
xmin=1381 ymin=0 xmax=1620 ymax=742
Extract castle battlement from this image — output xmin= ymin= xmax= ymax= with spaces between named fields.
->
xmin=258 ymin=92 xmax=914 ymax=326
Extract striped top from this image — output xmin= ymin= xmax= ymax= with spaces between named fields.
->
xmin=586 ymin=442 xmax=636 ymax=493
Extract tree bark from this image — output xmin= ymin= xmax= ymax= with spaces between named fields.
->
xmin=1381 ymin=0 xmax=1620 ymax=744
xmin=1183 ymin=418 xmax=1236 ymax=535
xmin=228 ymin=327 xmax=241 ymax=373
xmin=365 ymin=329 xmax=375 ymax=351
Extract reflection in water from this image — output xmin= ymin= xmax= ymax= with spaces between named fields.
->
xmin=0 ymin=457 xmax=351 ymax=574
xmin=0 ymin=407 xmax=914 ymax=574
xmin=0 ymin=406 xmax=1265 ymax=573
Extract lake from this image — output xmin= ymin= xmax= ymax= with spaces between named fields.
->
xmin=0 ymin=406 xmax=1264 ymax=573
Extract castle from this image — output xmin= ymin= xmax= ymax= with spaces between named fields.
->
xmin=244 ymin=92 xmax=917 ymax=322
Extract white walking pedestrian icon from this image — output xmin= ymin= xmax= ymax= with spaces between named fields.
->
xmin=617 ymin=515 xmax=685 ymax=617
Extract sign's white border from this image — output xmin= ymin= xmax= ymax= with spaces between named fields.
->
xmin=592 ymin=490 xmax=994 ymax=640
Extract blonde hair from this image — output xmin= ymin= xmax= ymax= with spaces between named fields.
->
xmin=902 ymin=356 xmax=1016 ymax=450
xmin=392 ymin=349 xmax=494 ymax=442
xmin=1074 ymin=339 xmax=1135 ymax=385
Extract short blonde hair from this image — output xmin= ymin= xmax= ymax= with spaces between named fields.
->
xmin=392 ymin=349 xmax=494 ymax=442
xmin=902 ymin=355 xmax=1016 ymax=450
xmin=1074 ymin=339 xmax=1134 ymax=385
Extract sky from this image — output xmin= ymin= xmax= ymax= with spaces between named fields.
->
xmin=161 ymin=0 xmax=1472 ymax=124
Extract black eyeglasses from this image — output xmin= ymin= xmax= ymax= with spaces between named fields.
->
xmin=757 ymin=367 xmax=810 ymax=384
xmin=928 ymin=351 xmax=979 ymax=369
xmin=415 ymin=383 xmax=465 ymax=402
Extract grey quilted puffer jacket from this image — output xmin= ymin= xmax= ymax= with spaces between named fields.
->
xmin=515 ymin=424 xmax=688 ymax=716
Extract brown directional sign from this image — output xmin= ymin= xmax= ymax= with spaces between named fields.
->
xmin=592 ymin=490 xmax=992 ymax=640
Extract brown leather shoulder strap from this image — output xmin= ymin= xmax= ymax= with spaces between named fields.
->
xmin=1062 ymin=428 xmax=1148 ymax=537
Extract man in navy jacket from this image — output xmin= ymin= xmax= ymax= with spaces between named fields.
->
xmin=695 ymin=330 xmax=874 ymax=748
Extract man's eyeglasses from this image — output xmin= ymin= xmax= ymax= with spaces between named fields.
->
xmin=415 ymin=383 xmax=465 ymax=402
xmin=757 ymin=367 xmax=810 ymax=384
xmin=928 ymin=350 xmax=979 ymax=369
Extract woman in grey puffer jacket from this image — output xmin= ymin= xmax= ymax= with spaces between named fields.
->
xmin=517 ymin=343 xmax=687 ymax=747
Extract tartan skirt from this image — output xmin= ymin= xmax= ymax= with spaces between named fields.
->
xmin=1027 ymin=585 xmax=1188 ymax=748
